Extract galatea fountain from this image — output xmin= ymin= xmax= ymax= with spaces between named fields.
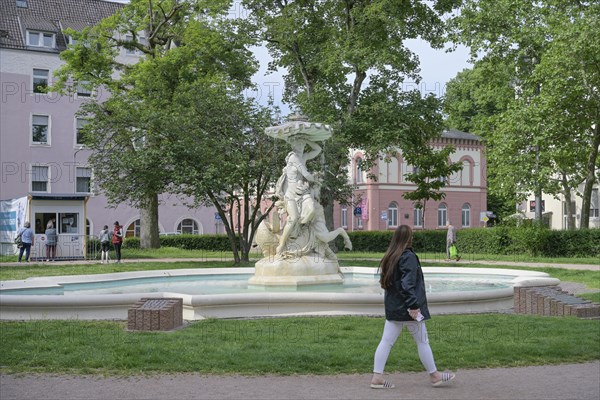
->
xmin=249 ymin=114 xmax=352 ymax=286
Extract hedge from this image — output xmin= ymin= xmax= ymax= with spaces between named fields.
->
xmin=88 ymin=228 xmax=600 ymax=258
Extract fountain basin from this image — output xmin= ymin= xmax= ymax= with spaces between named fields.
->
xmin=0 ymin=267 xmax=560 ymax=320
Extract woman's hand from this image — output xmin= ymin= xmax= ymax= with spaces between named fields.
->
xmin=408 ymin=308 xmax=421 ymax=320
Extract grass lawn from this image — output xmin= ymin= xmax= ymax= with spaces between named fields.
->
xmin=0 ymin=314 xmax=598 ymax=375
xmin=1 ymin=250 xmax=599 ymax=375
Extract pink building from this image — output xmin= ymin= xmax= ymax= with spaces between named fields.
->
xmin=334 ymin=130 xmax=488 ymax=232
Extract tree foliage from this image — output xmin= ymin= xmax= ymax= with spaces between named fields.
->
xmin=240 ymin=0 xmax=463 ymax=227
xmin=52 ymin=0 xmax=267 ymax=253
xmin=448 ymin=0 xmax=600 ymax=228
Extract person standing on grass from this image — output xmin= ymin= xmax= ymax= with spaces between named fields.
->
xmin=99 ymin=225 xmax=112 ymax=264
xmin=370 ymin=225 xmax=455 ymax=389
xmin=446 ymin=220 xmax=460 ymax=261
xmin=17 ymin=221 xmax=34 ymax=263
xmin=112 ymin=221 xmax=123 ymax=263
xmin=44 ymin=221 xmax=58 ymax=262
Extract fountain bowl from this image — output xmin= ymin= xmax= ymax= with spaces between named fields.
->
xmin=0 ymin=267 xmax=560 ymax=320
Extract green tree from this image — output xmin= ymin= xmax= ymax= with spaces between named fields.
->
xmin=53 ymin=0 xmax=256 ymax=248
xmin=450 ymin=0 xmax=600 ymax=228
xmin=240 ymin=0 xmax=462 ymax=229
xmin=166 ymin=81 xmax=285 ymax=263
xmin=443 ymin=60 xmax=516 ymax=222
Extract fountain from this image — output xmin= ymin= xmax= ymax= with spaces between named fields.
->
xmin=249 ymin=114 xmax=351 ymax=286
xmin=0 ymin=266 xmax=560 ymax=320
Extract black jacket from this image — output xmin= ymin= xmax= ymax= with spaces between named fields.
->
xmin=384 ymin=248 xmax=431 ymax=321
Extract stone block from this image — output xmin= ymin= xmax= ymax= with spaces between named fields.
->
xmin=127 ymin=298 xmax=183 ymax=331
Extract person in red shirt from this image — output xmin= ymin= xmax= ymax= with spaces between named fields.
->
xmin=112 ymin=221 xmax=123 ymax=263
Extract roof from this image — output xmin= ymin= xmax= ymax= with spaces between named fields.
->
xmin=441 ymin=129 xmax=483 ymax=142
xmin=0 ymin=0 xmax=122 ymax=51
xmin=29 ymin=193 xmax=88 ymax=201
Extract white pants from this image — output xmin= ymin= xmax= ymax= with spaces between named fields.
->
xmin=373 ymin=320 xmax=437 ymax=374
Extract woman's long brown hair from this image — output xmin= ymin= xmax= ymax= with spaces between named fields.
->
xmin=378 ymin=225 xmax=413 ymax=289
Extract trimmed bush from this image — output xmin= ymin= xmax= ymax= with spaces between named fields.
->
xmin=102 ymin=228 xmax=599 ymax=258
xmin=459 ymin=227 xmax=600 ymax=257
xmin=333 ymin=229 xmax=447 ymax=253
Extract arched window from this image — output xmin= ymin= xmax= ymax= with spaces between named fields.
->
xmin=388 ymin=202 xmax=398 ymax=227
xmin=126 ymin=219 xmax=141 ymax=237
xmin=356 ymin=157 xmax=363 ymax=183
xmin=86 ymin=218 xmax=91 ymax=237
xmin=341 ymin=207 xmax=348 ymax=228
xmin=437 ymin=204 xmax=447 ymax=227
xmin=462 ymin=203 xmax=471 ymax=227
xmin=414 ymin=206 xmax=423 ymax=228
xmin=177 ymin=218 xmax=199 ymax=234
xmin=461 ymin=159 xmax=473 ymax=186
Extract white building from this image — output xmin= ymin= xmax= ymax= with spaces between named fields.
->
xmin=521 ymin=184 xmax=600 ymax=230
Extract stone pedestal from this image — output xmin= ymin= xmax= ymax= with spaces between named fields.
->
xmin=128 ymin=298 xmax=183 ymax=331
xmin=248 ymin=256 xmax=343 ymax=286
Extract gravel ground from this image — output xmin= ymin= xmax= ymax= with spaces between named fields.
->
xmin=2 ymin=362 xmax=599 ymax=400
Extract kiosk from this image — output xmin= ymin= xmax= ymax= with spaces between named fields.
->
xmin=28 ymin=194 xmax=88 ymax=260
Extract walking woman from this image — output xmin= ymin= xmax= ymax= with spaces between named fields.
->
xmin=370 ymin=225 xmax=455 ymax=389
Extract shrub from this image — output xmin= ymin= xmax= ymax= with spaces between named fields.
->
xmin=107 ymin=227 xmax=599 ymax=258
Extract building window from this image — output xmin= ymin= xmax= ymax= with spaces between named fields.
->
xmin=124 ymin=35 xmax=146 ymax=55
xmin=32 ymin=115 xmax=49 ymax=144
xmin=177 ymin=218 xmax=199 ymax=234
xmin=414 ymin=206 xmax=423 ymax=228
xmin=76 ymin=81 xmax=92 ymax=97
xmin=341 ymin=207 xmax=348 ymax=228
xmin=124 ymin=34 xmax=136 ymax=54
xmin=27 ymin=31 xmax=55 ymax=48
xmin=388 ymin=202 xmax=398 ymax=227
xmin=33 ymin=68 xmax=49 ymax=93
xmin=356 ymin=217 xmax=363 ymax=229
xmin=76 ymin=167 xmax=92 ymax=193
xmin=462 ymin=203 xmax=471 ymax=227
xmin=356 ymin=157 xmax=363 ymax=183
xmin=591 ymin=188 xmax=599 ymax=218
xmin=126 ymin=219 xmax=141 ymax=237
xmin=461 ymin=160 xmax=472 ymax=186
xmin=76 ymin=118 xmax=89 ymax=145
xmin=31 ymin=165 xmax=48 ymax=192
xmin=438 ymin=204 xmax=447 ymax=227
xmin=59 ymin=213 xmax=78 ymax=234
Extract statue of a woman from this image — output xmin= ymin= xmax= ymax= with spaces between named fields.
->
xmin=274 ymin=138 xmax=321 ymax=255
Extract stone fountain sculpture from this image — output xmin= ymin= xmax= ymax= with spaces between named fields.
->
xmin=248 ymin=115 xmax=352 ymax=286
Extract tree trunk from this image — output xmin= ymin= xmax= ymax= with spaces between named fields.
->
xmin=139 ymin=193 xmax=160 ymax=249
xmin=580 ymin=125 xmax=600 ymax=229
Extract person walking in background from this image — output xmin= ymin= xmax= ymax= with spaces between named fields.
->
xmin=17 ymin=221 xmax=34 ymax=263
xmin=446 ymin=221 xmax=460 ymax=261
xmin=99 ymin=225 xmax=112 ymax=264
xmin=112 ymin=221 xmax=123 ymax=263
xmin=371 ymin=225 xmax=455 ymax=389
xmin=44 ymin=221 xmax=58 ymax=262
